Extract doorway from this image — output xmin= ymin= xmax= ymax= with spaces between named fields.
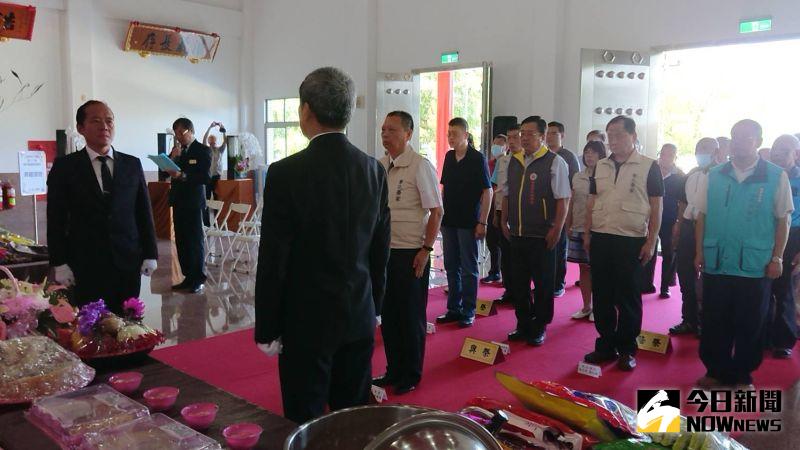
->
xmin=657 ymin=38 xmax=800 ymax=172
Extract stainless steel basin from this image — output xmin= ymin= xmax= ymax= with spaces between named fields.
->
xmin=365 ymin=411 xmax=503 ymax=450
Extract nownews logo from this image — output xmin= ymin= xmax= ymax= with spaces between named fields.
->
xmin=637 ymin=389 xmax=783 ymax=433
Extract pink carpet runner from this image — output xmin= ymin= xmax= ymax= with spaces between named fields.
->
xmin=152 ymin=265 xmax=800 ymax=416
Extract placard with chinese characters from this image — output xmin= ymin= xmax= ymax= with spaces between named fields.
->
xmin=460 ymin=337 xmax=504 ymax=365
xmin=637 ymin=330 xmax=671 ymax=354
xmin=0 ymin=2 xmax=35 ymax=41
xmin=123 ymin=22 xmax=220 ymax=62
xmin=475 ymin=298 xmax=497 ymax=317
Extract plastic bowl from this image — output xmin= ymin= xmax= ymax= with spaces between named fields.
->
xmin=142 ymin=386 xmax=179 ymax=411
xmin=181 ymin=402 xmax=219 ymax=429
xmin=222 ymin=423 xmax=263 ymax=450
xmin=108 ymin=372 xmax=143 ymax=395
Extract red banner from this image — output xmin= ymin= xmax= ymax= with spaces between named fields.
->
xmin=0 ymin=2 xmax=36 ymax=41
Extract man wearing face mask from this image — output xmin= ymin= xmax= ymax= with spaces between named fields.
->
xmin=695 ymin=120 xmax=792 ymax=389
xmin=546 ymin=121 xmax=580 ymax=297
xmin=669 ymin=137 xmax=719 ymax=336
xmin=491 ymin=125 xmax=522 ymax=303
xmin=482 ymin=134 xmax=508 ymax=285
xmin=767 ymin=135 xmax=800 ymax=359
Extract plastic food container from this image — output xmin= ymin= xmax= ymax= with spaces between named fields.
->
xmin=82 ymin=413 xmax=221 ymax=449
xmin=25 ymin=384 xmax=149 ymax=449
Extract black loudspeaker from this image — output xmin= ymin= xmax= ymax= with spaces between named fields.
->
xmin=492 ymin=116 xmax=518 ymax=139
xmin=56 ymin=129 xmax=67 ymax=158
xmin=157 ymin=133 xmax=169 ymax=181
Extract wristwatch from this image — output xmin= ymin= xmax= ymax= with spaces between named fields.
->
xmin=772 ymin=256 xmax=783 ymax=264
xmin=422 ymin=245 xmax=434 ymax=252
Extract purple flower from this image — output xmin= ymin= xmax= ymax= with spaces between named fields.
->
xmin=77 ymin=299 xmax=109 ymax=336
xmin=122 ymin=297 xmax=145 ymax=320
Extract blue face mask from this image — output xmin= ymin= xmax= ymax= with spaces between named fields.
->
xmin=491 ymin=145 xmax=505 ymax=158
xmin=696 ymin=154 xmax=712 ymax=167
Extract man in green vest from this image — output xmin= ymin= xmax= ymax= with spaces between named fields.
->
xmin=695 ymin=119 xmax=793 ymax=389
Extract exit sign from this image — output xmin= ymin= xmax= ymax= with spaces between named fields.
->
xmin=740 ymin=18 xmax=772 ymax=34
xmin=441 ymin=51 xmax=459 ymax=64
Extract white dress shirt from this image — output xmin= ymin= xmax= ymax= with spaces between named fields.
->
xmin=86 ymin=145 xmax=114 ymax=191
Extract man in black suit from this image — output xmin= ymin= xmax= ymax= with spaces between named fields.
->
xmin=167 ymin=118 xmax=211 ymax=294
xmin=48 ymin=101 xmax=158 ymax=313
xmin=254 ymin=67 xmax=390 ymax=424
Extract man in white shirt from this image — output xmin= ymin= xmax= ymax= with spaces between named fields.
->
xmin=669 ymin=137 xmax=719 ymax=336
xmin=491 ymin=124 xmax=522 ymax=303
xmin=373 ymin=111 xmax=443 ymax=395
xmin=47 ymin=101 xmax=158 ymax=313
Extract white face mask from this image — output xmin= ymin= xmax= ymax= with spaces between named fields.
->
xmin=491 ymin=145 xmax=505 ymax=158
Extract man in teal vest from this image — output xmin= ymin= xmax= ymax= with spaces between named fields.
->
xmin=500 ymin=116 xmax=571 ymax=346
xmin=767 ymin=134 xmax=800 ymax=359
xmin=695 ymin=119 xmax=793 ymax=389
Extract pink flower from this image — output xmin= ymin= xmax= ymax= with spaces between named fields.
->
xmin=123 ymin=298 xmax=145 ymax=320
xmin=50 ymin=299 xmax=76 ymax=324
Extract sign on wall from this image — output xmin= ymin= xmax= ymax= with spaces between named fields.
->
xmin=18 ymin=151 xmax=46 ymax=196
xmin=0 ymin=2 xmax=36 ymax=41
xmin=123 ymin=21 xmax=221 ymax=63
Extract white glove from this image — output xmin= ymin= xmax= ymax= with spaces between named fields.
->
xmin=54 ymin=264 xmax=75 ymax=287
xmin=376 ymin=315 xmax=382 ymax=327
xmin=141 ymin=259 xmax=158 ymax=276
xmin=257 ymin=338 xmax=282 ymax=356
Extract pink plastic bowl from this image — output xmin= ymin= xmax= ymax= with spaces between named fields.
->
xmin=142 ymin=386 xmax=180 ymax=411
xmin=181 ymin=402 xmax=219 ymax=429
xmin=222 ymin=423 xmax=263 ymax=450
xmin=108 ymin=372 xmax=143 ymax=395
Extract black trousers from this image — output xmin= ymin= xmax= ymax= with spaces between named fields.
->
xmin=74 ymin=260 xmax=141 ymax=315
xmin=498 ymin=211 xmax=514 ymax=299
xmin=510 ymin=236 xmax=555 ymax=336
xmin=173 ymin=206 xmax=206 ymax=284
xmin=676 ymin=220 xmax=700 ymax=326
xmin=643 ymin=226 xmax=678 ymax=292
xmin=486 ymin=206 xmax=501 ymax=276
xmin=555 ymin=229 xmax=568 ymax=291
xmin=279 ymin=337 xmax=374 ymax=424
xmin=700 ymin=274 xmax=770 ymax=385
xmin=590 ymin=232 xmax=645 ymax=355
xmin=768 ymin=228 xmax=800 ymax=349
xmin=381 ymin=248 xmax=430 ymax=386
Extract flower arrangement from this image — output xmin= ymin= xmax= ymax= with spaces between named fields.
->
xmin=65 ymin=298 xmax=163 ymax=358
xmin=0 ymin=274 xmax=73 ymax=339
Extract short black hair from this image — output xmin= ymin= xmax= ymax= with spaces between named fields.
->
xmin=448 ymin=117 xmax=469 ymax=130
xmin=507 ymin=123 xmax=521 ymax=133
xmin=582 ymin=140 xmax=608 ymax=166
xmin=299 ymin=67 xmax=355 ymax=128
xmin=521 ymin=115 xmax=547 ymax=134
xmin=587 ymin=130 xmax=606 ymax=141
xmin=732 ymin=119 xmax=763 ymax=139
xmin=76 ymin=100 xmax=108 ymax=125
xmin=173 ymin=117 xmax=195 ymax=133
xmin=547 ymin=121 xmax=565 ymax=134
xmin=606 ymin=115 xmax=636 ymax=134
xmin=387 ymin=111 xmax=414 ymax=131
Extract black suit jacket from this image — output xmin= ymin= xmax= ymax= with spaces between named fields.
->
xmin=47 ymin=148 xmax=158 ymax=274
xmin=254 ymin=133 xmax=391 ymax=352
xmin=169 ymin=140 xmax=211 ymax=209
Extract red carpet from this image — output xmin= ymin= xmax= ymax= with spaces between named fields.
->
xmin=152 ymin=264 xmax=800 ymax=416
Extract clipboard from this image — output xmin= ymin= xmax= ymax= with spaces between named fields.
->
xmin=147 ymin=154 xmax=181 ymax=172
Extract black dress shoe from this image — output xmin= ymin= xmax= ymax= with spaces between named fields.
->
xmin=527 ymin=331 xmax=546 ymax=346
xmin=395 ymin=384 xmax=416 ymax=395
xmin=507 ymin=330 xmax=526 ymax=341
xmin=187 ymin=283 xmax=204 ymax=294
xmin=584 ymin=350 xmax=619 ymax=364
xmin=458 ymin=317 xmax=475 ymax=328
xmin=669 ymin=322 xmax=697 ymax=335
xmin=617 ymin=354 xmax=636 ymax=371
xmin=372 ymin=375 xmax=397 ymax=387
xmin=436 ymin=313 xmax=461 ymax=324
xmin=659 ymin=291 xmax=671 ymax=299
xmin=171 ymin=281 xmax=190 ymax=291
xmin=773 ymin=348 xmax=793 ymax=359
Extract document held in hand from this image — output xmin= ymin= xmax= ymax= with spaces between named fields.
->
xmin=147 ymin=154 xmax=182 ymax=172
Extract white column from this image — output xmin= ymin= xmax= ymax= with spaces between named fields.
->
xmin=62 ymin=0 xmax=95 ymax=119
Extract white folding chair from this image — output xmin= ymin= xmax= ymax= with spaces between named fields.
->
xmin=205 ymin=203 xmax=238 ymax=266
xmin=220 ymin=203 xmax=252 ymax=267
xmin=204 ymin=200 xmax=225 ymax=256
xmin=240 ymin=196 xmax=263 ymax=237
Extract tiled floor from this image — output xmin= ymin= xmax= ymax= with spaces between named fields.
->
xmin=141 ymin=238 xmax=454 ymax=348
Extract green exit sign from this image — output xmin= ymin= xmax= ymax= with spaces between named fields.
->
xmin=441 ymin=51 xmax=459 ymax=64
xmin=740 ymin=18 xmax=772 ymax=34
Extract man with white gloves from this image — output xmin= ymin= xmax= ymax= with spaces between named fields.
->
xmin=47 ymin=100 xmax=158 ymax=313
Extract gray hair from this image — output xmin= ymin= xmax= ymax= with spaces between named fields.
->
xmin=299 ymin=67 xmax=355 ymax=129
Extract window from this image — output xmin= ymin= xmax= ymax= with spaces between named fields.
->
xmin=265 ymin=98 xmax=307 ymax=163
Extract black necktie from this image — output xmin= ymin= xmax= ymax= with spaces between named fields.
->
xmin=97 ymin=156 xmax=113 ymax=195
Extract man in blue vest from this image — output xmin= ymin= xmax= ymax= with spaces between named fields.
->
xmin=767 ymin=134 xmax=800 ymax=358
xmin=695 ymin=119 xmax=793 ymax=389
xmin=500 ymin=115 xmax=571 ymax=346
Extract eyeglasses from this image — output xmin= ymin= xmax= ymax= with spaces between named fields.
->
xmin=520 ymin=131 xmax=540 ymax=137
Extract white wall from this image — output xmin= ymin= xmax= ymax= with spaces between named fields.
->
xmin=0 ymin=0 xmax=243 ymax=173
xmin=0 ymin=7 xmax=66 ymax=171
xmin=558 ymin=0 xmax=800 ymax=151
